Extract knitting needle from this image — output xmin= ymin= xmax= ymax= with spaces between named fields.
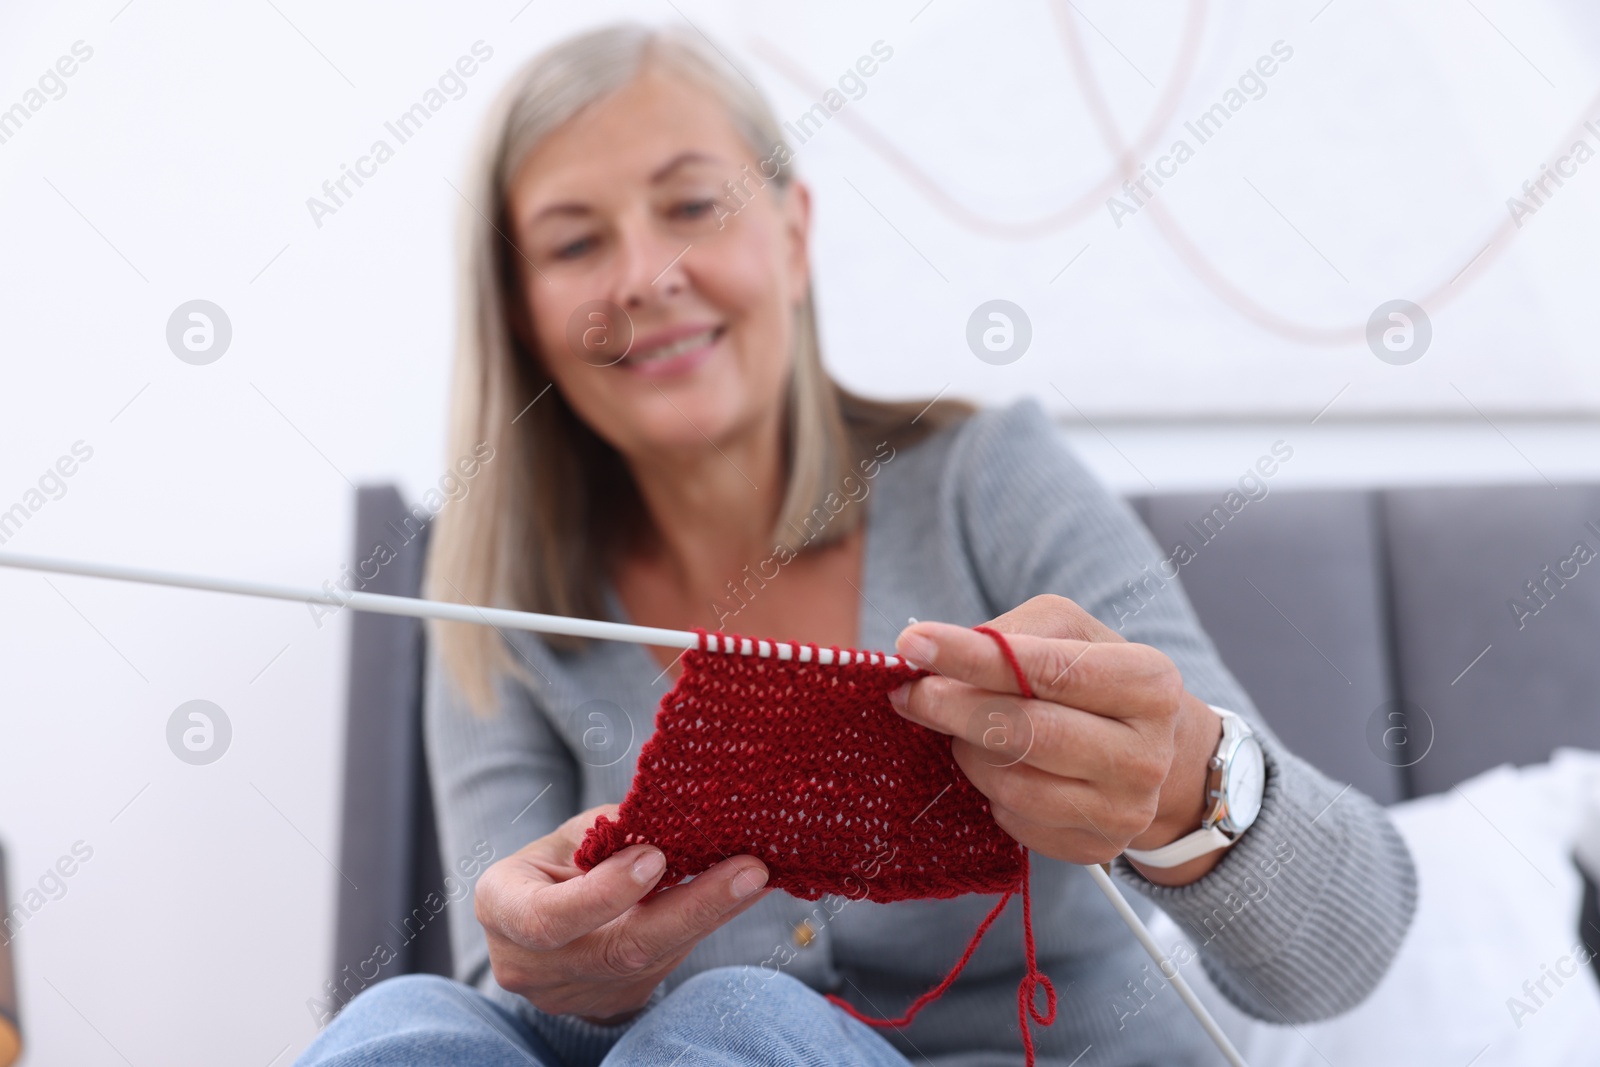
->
xmin=1085 ymin=863 xmax=1249 ymax=1066
xmin=0 ymin=551 xmax=909 ymax=668
xmin=0 ymin=549 xmax=1247 ymax=1059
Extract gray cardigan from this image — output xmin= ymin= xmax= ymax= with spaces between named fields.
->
xmin=424 ymin=398 xmax=1418 ymax=1066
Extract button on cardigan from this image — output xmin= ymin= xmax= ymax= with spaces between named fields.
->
xmin=423 ymin=396 xmax=1418 ymax=1066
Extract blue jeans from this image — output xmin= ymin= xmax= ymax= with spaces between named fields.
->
xmin=295 ymin=967 xmax=916 ymax=1066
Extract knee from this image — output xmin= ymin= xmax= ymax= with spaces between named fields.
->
xmin=670 ymin=965 xmax=826 ymax=1027
xmin=616 ymin=967 xmax=898 ymax=1066
xmin=346 ymin=973 xmax=462 ymax=1015
xmin=679 ymin=964 xmax=810 ymax=1004
xmin=327 ymin=972 xmax=496 ymax=1038
xmin=369 ymin=973 xmax=461 ymax=1000
xmin=302 ymin=974 xmax=539 ymax=1067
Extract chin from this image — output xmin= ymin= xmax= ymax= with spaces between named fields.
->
xmin=650 ymin=377 xmax=756 ymax=434
xmin=617 ymin=399 xmax=744 ymax=456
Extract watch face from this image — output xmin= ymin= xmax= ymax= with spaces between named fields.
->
xmin=1222 ymin=736 xmax=1266 ymax=832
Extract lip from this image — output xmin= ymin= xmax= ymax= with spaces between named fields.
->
xmin=620 ymin=322 xmax=724 ymax=379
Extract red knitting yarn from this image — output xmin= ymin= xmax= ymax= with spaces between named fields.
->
xmin=574 ymin=625 xmax=1057 ymax=1063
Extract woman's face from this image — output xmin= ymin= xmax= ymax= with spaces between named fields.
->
xmin=506 ymin=64 xmax=810 ymax=464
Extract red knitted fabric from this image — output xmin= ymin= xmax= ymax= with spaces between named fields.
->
xmin=574 ymin=626 xmax=1057 ymax=1063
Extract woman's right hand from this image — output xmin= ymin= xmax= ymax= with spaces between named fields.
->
xmin=475 ymin=804 xmax=772 ymax=1024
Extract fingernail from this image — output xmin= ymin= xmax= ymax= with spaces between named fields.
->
xmin=730 ymin=865 xmax=768 ymax=899
xmin=897 ymin=631 xmax=938 ymax=667
xmin=630 ymin=848 xmax=665 ymax=884
xmin=886 ymin=683 xmax=909 ymax=712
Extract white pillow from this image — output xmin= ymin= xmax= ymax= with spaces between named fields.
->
xmin=1145 ymin=747 xmax=1600 ymax=1066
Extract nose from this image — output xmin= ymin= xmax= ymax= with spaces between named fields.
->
xmin=610 ymin=207 xmax=688 ymax=313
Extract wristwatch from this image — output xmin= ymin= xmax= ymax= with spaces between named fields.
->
xmin=1122 ymin=706 xmax=1265 ymax=869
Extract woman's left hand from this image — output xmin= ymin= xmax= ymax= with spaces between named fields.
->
xmin=887 ymin=595 xmax=1228 ymax=886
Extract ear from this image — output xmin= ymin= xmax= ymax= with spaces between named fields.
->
xmin=780 ymin=180 xmax=812 ymax=307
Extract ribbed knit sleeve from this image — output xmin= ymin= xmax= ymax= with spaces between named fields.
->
xmin=422 ymin=639 xmax=662 ymax=1065
xmin=947 ymin=396 xmax=1417 ymax=1023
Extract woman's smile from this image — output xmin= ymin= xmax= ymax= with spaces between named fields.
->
xmin=619 ymin=322 xmax=726 ymax=378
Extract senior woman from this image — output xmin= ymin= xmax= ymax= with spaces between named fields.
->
xmin=297 ymin=22 xmax=1416 ymax=1067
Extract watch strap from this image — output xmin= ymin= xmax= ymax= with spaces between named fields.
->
xmin=1123 ymin=824 xmax=1234 ymax=868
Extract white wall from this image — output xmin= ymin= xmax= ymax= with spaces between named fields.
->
xmin=2 ymin=2 xmax=1598 ymax=1064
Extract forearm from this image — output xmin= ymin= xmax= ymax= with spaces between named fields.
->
xmin=1111 ymin=733 xmax=1418 ymax=1022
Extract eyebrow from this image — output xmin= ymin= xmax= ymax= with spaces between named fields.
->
xmin=650 ymin=150 xmax=724 ymax=181
xmin=524 ymin=151 xmax=727 ymax=225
